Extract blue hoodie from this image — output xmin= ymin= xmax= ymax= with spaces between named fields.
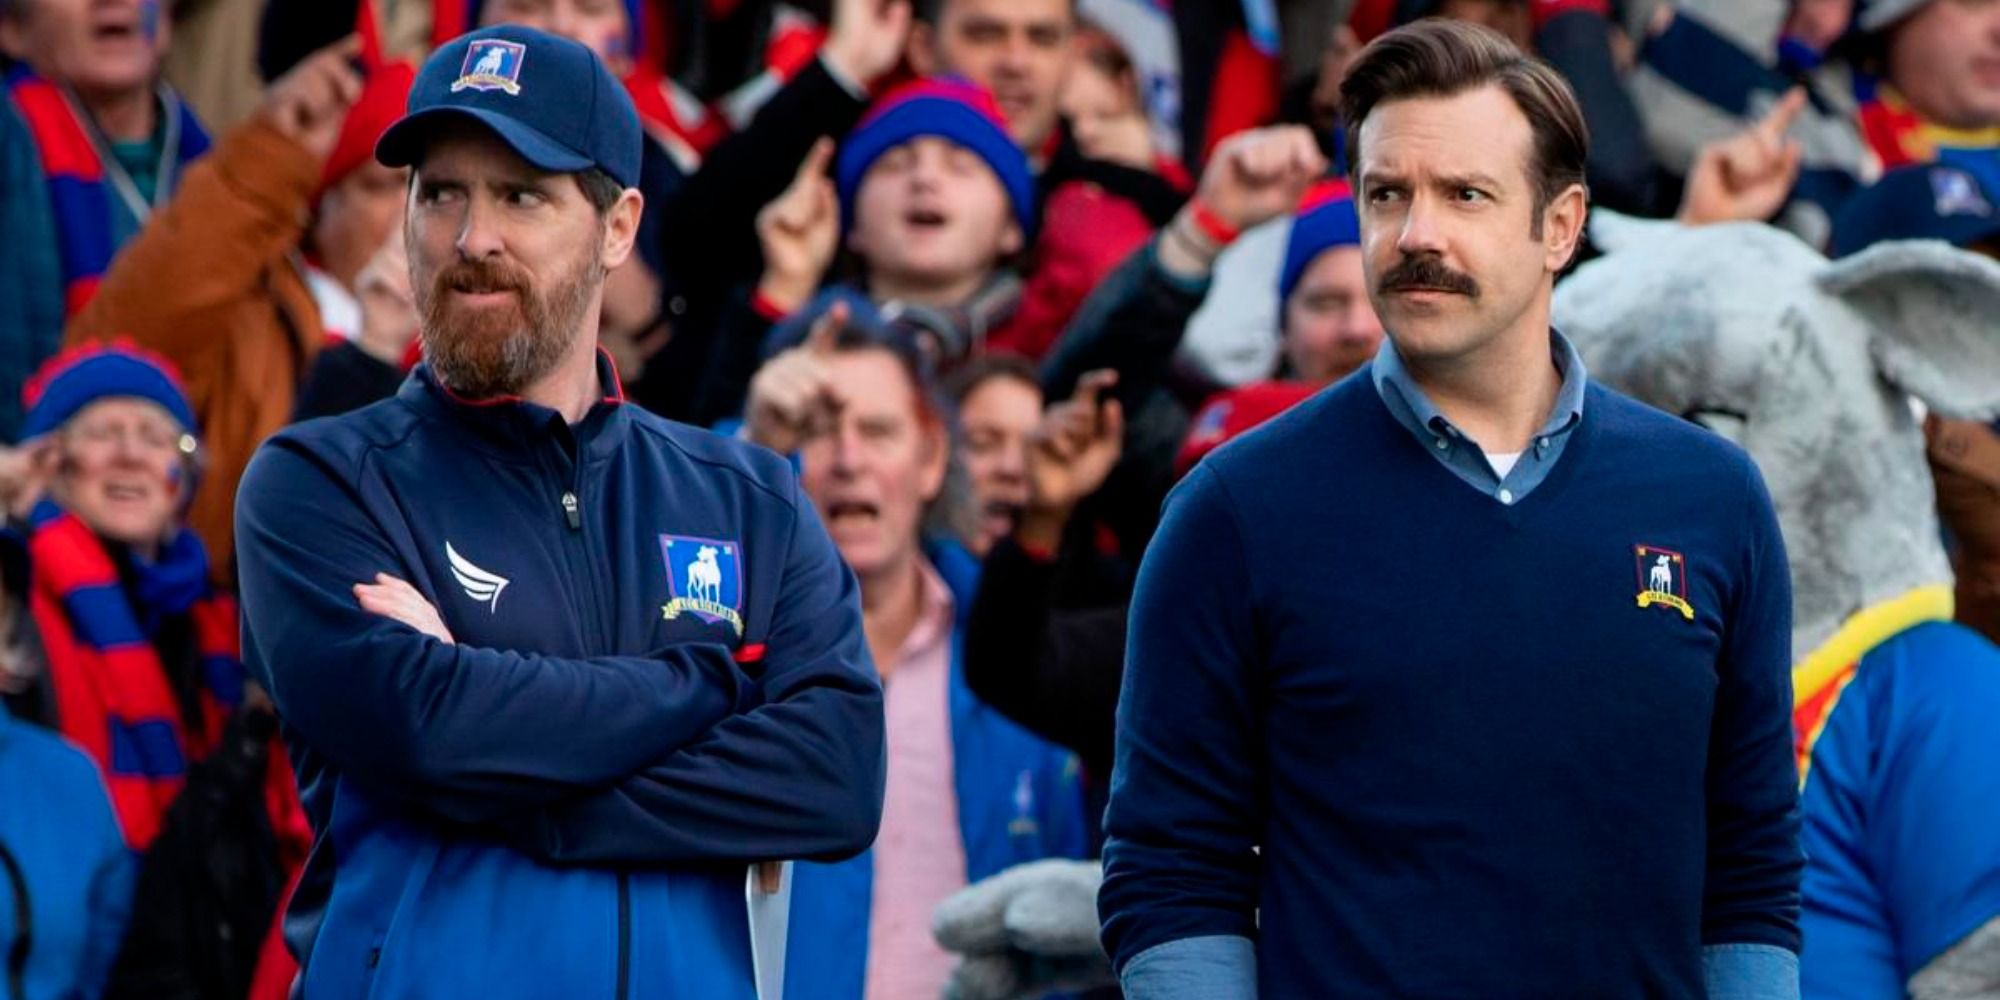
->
xmin=234 ymin=358 xmax=884 ymax=998
xmin=0 ymin=704 xmax=133 ymax=1000
xmin=782 ymin=540 xmax=1090 ymax=999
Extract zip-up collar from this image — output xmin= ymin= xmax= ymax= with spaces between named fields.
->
xmin=397 ymin=349 xmax=631 ymax=465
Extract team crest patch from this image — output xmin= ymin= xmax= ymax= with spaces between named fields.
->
xmin=661 ymin=535 xmax=745 ymax=636
xmin=451 ymin=39 xmax=526 ymax=95
xmin=1634 ymin=544 xmax=1695 ymax=621
xmin=1931 ymin=167 xmax=1993 ymax=219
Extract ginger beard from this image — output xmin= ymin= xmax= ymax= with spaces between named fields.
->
xmin=413 ymin=235 xmax=604 ymax=399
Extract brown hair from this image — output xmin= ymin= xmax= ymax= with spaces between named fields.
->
xmin=942 ymin=352 xmax=1040 ymax=407
xmin=1075 ymin=25 xmax=1142 ymax=110
xmin=1338 ymin=18 xmax=1588 ymax=235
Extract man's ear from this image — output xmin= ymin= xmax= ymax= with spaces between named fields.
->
xmin=600 ymin=188 xmax=644 ymax=271
xmin=906 ymin=20 xmax=939 ymax=77
xmin=1818 ymin=242 xmax=2000 ymax=421
xmin=1541 ymin=182 xmax=1588 ymax=273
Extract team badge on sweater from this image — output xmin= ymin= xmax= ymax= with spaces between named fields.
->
xmin=1634 ymin=544 xmax=1695 ymax=620
xmin=660 ymin=534 xmax=745 ymax=636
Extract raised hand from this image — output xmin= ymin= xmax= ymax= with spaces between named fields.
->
xmin=1677 ymin=87 xmax=1806 ymax=227
xmin=261 ymin=35 xmax=367 ymax=161
xmin=744 ymin=302 xmax=848 ymax=456
xmin=756 ymin=138 xmax=840 ymax=315
xmin=0 ymin=438 xmax=55 ymax=520
xmin=821 ymin=0 xmax=913 ymax=88
xmin=1017 ymin=370 xmax=1123 ymax=552
xmin=1070 ymin=111 xmax=1156 ymax=172
xmin=1195 ymin=125 xmax=1329 ymax=234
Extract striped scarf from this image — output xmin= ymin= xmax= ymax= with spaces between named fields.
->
xmin=3 ymin=65 xmax=209 ymax=317
xmin=1854 ymin=84 xmax=2000 ymax=198
xmin=26 ymin=501 xmax=243 ymax=850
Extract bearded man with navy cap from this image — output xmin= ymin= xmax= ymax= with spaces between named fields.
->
xmin=233 ymin=25 xmax=884 ymax=1000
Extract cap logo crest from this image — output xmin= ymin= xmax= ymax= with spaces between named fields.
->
xmin=452 ymin=39 xmax=526 ymax=95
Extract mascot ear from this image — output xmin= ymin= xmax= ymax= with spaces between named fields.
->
xmin=1817 ymin=242 xmax=2000 ymax=421
xmin=1585 ymin=210 xmax=1683 ymax=256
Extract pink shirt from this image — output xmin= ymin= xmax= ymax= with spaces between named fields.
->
xmin=863 ymin=561 xmax=966 ymax=1000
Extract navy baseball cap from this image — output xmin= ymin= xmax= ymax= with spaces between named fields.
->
xmin=1830 ymin=164 xmax=2000 ymax=258
xmin=376 ymin=24 xmax=642 ymax=189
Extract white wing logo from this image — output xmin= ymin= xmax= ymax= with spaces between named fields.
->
xmin=446 ymin=542 xmax=509 ymax=612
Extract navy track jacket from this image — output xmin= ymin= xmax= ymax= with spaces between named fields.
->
xmin=235 ymin=359 xmax=884 ymax=999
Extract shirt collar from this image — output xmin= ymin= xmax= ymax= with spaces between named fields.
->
xmin=1371 ymin=328 xmax=1589 ymax=443
xmin=890 ymin=557 xmax=957 ymax=672
xmin=400 ymin=349 xmax=629 ymax=462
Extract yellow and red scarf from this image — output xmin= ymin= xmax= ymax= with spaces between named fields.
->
xmin=1792 ymin=584 xmax=1955 ymax=782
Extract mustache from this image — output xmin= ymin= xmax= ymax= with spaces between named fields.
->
xmin=436 ymin=258 xmax=531 ymax=295
xmin=1379 ymin=256 xmax=1479 ymax=298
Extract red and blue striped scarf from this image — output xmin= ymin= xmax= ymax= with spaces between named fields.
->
xmin=26 ymin=501 xmax=243 ymax=850
xmin=3 ymin=65 xmax=208 ymax=317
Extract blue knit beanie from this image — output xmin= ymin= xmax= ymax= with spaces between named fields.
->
xmin=834 ymin=77 xmax=1037 ymax=241
xmin=21 ymin=343 xmax=198 ymax=441
xmin=1279 ymin=181 xmax=1361 ymax=306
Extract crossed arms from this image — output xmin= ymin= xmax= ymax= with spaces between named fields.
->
xmin=234 ymin=438 xmax=884 ymax=865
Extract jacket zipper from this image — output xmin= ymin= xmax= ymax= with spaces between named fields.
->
xmin=549 ymin=443 xmax=625 ymax=997
xmin=616 ymin=873 xmax=632 ymax=1000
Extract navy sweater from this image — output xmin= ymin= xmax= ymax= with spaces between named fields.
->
xmin=1100 ymin=371 xmax=1801 ymax=998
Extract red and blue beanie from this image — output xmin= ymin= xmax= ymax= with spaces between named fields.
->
xmin=834 ymin=77 xmax=1037 ymax=241
xmin=1279 ymin=180 xmax=1360 ymax=305
xmin=21 ymin=343 xmax=197 ymax=442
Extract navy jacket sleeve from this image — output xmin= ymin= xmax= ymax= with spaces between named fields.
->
xmin=1039 ymin=237 xmax=1207 ymax=412
xmin=235 ymin=437 xmax=744 ymax=826
xmin=1704 ymin=459 xmax=1804 ymax=951
xmin=1098 ymin=463 xmax=1264 ymax=972
xmin=501 ymin=473 xmax=885 ymax=864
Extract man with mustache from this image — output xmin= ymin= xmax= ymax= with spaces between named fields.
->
xmin=1101 ymin=18 xmax=1802 ymax=1000
xmin=234 ymin=26 xmax=883 ymax=999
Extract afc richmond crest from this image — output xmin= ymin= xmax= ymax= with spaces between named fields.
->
xmin=661 ymin=535 xmax=745 ymax=637
xmin=452 ymin=39 xmax=526 ymax=95
xmin=1931 ymin=167 xmax=1993 ymax=219
xmin=1634 ymin=544 xmax=1695 ymax=621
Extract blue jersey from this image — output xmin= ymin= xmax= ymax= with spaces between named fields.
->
xmin=235 ymin=359 xmax=883 ymax=998
xmin=1798 ymin=611 xmax=2000 ymax=998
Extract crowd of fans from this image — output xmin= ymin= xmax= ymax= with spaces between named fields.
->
xmin=1 ymin=0 xmax=1997 ymax=997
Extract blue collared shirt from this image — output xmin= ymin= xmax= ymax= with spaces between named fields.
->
xmin=1370 ymin=330 xmax=1590 ymax=505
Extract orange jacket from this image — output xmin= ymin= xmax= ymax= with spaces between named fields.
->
xmin=65 ymin=119 xmax=324 ymax=583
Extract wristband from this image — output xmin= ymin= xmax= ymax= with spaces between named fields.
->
xmin=1188 ymin=198 xmax=1241 ymax=246
xmin=750 ymin=289 xmax=795 ymax=322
